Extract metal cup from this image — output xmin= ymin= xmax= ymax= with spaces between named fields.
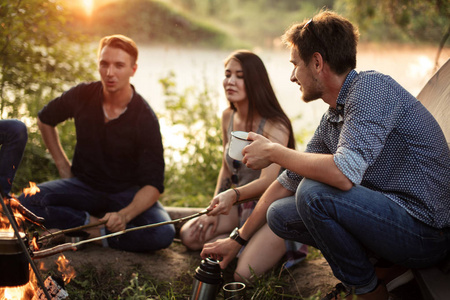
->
xmin=228 ymin=131 xmax=251 ymax=161
xmin=223 ymin=282 xmax=246 ymax=300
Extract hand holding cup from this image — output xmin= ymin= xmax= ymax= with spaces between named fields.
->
xmin=242 ymin=132 xmax=274 ymax=170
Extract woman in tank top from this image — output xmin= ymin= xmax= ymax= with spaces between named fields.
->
xmin=180 ymin=50 xmax=306 ymax=281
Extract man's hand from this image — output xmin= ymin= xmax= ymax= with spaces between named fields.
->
xmin=242 ymin=132 xmax=274 ymax=170
xmin=200 ymin=237 xmax=242 ymax=269
xmin=37 ymin=117 xmax=74 ymax=179
xmin=100 ymin=212 xmax=127 ymax=232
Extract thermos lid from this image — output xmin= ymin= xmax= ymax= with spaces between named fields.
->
xmin=194 ymin=258 xmax=223 ymax=284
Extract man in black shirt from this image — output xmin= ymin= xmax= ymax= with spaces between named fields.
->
xmin=19 ymin=35 xmax=175 ymax=252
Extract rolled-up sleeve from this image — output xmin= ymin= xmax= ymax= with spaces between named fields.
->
xmin=334 ymin=147 xmax=368 ymax=185
xmin=277 ymin=169 xmax=302 ymax=192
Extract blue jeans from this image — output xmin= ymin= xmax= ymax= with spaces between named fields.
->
xmin=267 ymin=179 xmax=450 ymax=294
xmin=0 ymin=119 xmax=28 ymax=195
xmin=19 ymin=177 xmax=175 ymax=252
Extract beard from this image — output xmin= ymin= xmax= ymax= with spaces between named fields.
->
xmin=302 ymin=92 xmax=321 ymax=103
xmin=301 ymin=82 xmax=322 ymax=103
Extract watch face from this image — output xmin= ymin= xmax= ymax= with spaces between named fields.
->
xmin=230 ymin=228 xmax=238 ymax=239
xmin=229 ymin=227 xmax=246 ymax=246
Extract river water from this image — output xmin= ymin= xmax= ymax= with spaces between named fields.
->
xmin=129 ymin=44 xmax=448 ymax=149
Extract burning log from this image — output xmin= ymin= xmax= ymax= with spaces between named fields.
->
xmin=4 ymin=197 xmax=45 ymax=227
xmin=34 ymin=276 xmax=68 ymax=300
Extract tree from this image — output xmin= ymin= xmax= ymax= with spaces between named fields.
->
xmin=337 ymin=0 xmax=450 ymax=70
xmin=158 ymin=72 xmax=223 ymax=207
xmin=0 ymin=0 xmax=96 ymax=192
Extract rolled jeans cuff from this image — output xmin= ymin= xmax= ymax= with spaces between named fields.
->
xmin=100 ymin=226 xmax=109 ymax=248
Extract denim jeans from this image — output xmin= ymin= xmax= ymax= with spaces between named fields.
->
xmin=0 ymin=119 xmax=28 ymax=195
xmin=267 ymin=178 xmax=450 ymax=294
xmin=19 ymin=177 xmax=175 ymax=252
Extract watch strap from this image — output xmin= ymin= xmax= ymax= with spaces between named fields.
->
xmin=230 ymin=227 xmax=248 ymax=246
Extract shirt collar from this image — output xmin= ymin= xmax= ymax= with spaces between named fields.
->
xmin=326 ymin=69 xmax=358 ymax=123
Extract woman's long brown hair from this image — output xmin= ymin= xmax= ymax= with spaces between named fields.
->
xmin=225 ymin=50 xmax=295 ymax=149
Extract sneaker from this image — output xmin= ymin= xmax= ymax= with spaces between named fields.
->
xmin=385 ymin=269 xmax=414 ymax=292
xmin=322 ymin=282 xmax=389 ymax=300
xmin=376 ymin=265 xmax=414 ymax=292
xmin=322 ymin=283 xmax=352 ymax=300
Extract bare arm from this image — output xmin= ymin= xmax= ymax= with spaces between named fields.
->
xmin=100 ymin=185 xmax=160 ymax=232
xmin=201 ymin=180 xmax=293 ymax=268
xmin=207 ymin=119 xmax=290 ymax=216
xmin=37 ymin=117 xmax=73 ymax=178
xmin=243 ymin=132 xmax=353 ymax=191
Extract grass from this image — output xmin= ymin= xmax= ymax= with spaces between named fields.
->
xmin=40 ymin=247 xmax=325 ymax=299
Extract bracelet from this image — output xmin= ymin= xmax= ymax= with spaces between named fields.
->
xmin=232 ymin=188 xmax=240 ymax=204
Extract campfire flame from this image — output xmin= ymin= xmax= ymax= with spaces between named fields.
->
xmin=31 ymin=236 xmax=40 ymax=252
xmin=0 ymin=205 xmax=25 ymax=231
xmin=0 ymin=195 xmax=35 ymax=299
xmin=0 ymin=283 xmax=35 ymax=300
xmin=0 ymin=268 xmax=38 ymax=300
xmin=23 ymin=182 xmax=40 ymax=197
xmin=56 ymin=254 xmax=76 ymax=284
xmin=0 ymin=182 xmax=73 ymax=299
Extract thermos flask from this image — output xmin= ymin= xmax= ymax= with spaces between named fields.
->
xmin=190 ymin=257 xmax=223 ymax=300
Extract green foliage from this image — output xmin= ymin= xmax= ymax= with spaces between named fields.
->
xmin=168 ymin=0 xmax=449 ymax=50
xmin=0 ymin=0 xmax=96 ymax=194
xmin=65 ymin=263 xmax=130 ymax=299
xmin=72 ymin=0 xmax=242 ymax=49
xmin=120 ymin=273 xmax=160 ymax=299
xmin=169 ymin=0 xmax=334 ymax=47
xmin=244 ymin=267 xmax=297 ymax=299
xmin=12 ymin=130 xmax=59 ymax=195
xmin=65 ymin=261 xmax=319 ymax=299
xmin=336 ymin=0 xmax=450 ymax=45
xmin=158 ymin=72 xmax=223 ymax=208
xmin=306 ymin=247 xmax=324 ymax=260
xmin=0 ymin=0 xmax=96 ymax=118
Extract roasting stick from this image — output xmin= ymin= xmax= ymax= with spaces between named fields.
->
xmin=32 ymin=208 xmax=209 ymax=259
xmin=76 ymin=208 xmax=209 ymax=247
xmin=33 ymin=197 xmax=260 ymax=259
xmin=38 ymin=220 xmax=108 ymax=242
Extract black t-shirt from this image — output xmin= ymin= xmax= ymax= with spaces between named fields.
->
xmin=38 ymin=82 xmax=165 ymax=193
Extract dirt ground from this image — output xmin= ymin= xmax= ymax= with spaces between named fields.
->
xmin=37 ymin=240 xmax=339 ymax=299
xmin=35 ymin=208 xmax=424 ymax=299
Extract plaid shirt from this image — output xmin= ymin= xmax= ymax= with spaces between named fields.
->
xmin=278 ymin=70 xmax=450 ymax=228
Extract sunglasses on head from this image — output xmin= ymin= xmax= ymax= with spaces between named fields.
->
xmin=302 ymin=18 xmax=329 ymax=60
xmin=231 ymin=159 xmax=241 ymax=185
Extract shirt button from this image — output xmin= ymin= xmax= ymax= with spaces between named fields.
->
xmin=337 ymin=105 xmax=343 ymax=110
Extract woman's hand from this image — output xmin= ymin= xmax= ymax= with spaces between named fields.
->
xmin=190 ymin=214 xmax=219 ymax=242
xmin=207 ymin=189 xmax=238 ymax=216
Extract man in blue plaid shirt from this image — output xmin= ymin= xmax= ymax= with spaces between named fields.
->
xmin=201 ymin=11 xmax=450 ymax=300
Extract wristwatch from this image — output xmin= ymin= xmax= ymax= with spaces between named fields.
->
xmin=229 ymin=227 xmax=248 ymax=246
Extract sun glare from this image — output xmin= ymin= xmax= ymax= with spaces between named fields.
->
xmin=82 ymin=0 xmax=94 ymax=16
